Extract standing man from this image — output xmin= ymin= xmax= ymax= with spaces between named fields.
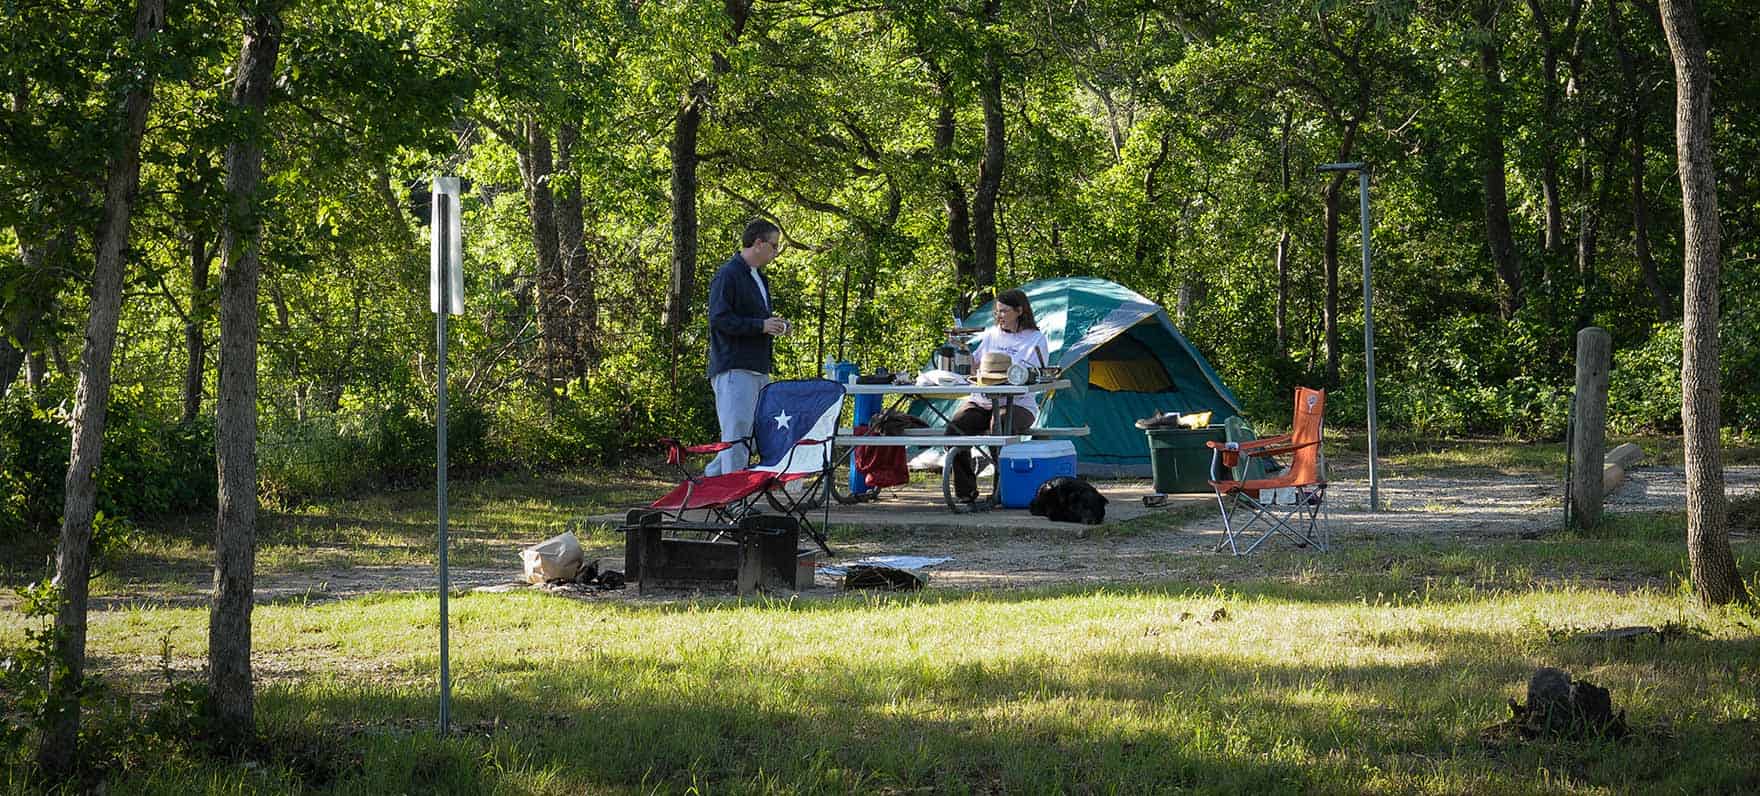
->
xmin=706 ymin=218 xmax=789 ymax=476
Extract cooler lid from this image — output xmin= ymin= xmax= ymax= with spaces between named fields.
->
xmin=999 ymin=440 xmax=1077 ymax=459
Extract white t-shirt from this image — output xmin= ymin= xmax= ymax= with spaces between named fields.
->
xmin=966 ymin=326 xmax=1051 ymax=418
xmin=750 ymin=267 xmax=769 ymax=311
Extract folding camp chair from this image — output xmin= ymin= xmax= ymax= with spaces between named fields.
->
xmin=1206 ymin=387 xmax=1329 ymax=555
xmin=651 ymin=378 xmax=845 ymax=554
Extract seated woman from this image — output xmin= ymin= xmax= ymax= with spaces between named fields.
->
xmin=946 ymin=288 xmax=1050 ymax=504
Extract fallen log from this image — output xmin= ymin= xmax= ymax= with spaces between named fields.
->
xmin=1602 ymin=442 xmax=1644 ymax=495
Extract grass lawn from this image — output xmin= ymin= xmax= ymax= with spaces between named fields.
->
xmin=2 ymin=439 xmax=1758 ymax=794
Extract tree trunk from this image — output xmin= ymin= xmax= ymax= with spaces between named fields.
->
xmin=38 ymin=0 xmax=162 ymax=775
xmin=1575 ymin=134 xmax=1622 ymax=331
xmin=554 ymin=121 xmax=596 ymax=369
xmin=517 ymin=119 xmax=567 ymax=388
xmin=0 ymin=234 xmax=62 ymax=396
xmin=1630 ymin=115 xmax=1670 ymax=321
xmin=1276 ymin=108 xmax=1293 ymax=355
xmin=969 ymin=45 xmax=1004 ymax=311
xmin=1321 ymin=177 xmax=1342 ymax=386
xmin=1477 ymin=13 xmax=1524 ymax=318
xmin=182 ymin=232 xmax=214 ymax=425
xmin=664 ymin=0 xmax=752 ymax=335
xmin=1133 ymin=131 xmax=1171 ymax=276
xmin=0 ymin=308 xmax=33 ymax=397
xmin=1658 ymin=0 xmax=1748 ymax=606
xmin=212 ymin=0 xmax=283 ymax=750
xmin=1537 ymin=48 xmax=1566 ymax=256
xmin=1525 ymin=0 xmax=1571 ymax=255
xmin=0 ymin=90 xmax=33 ymax=397
xmin=372 ymin=166 xmax=412 ymax=244
xmin=25 ymin=352 xmax=47 ymax=395
xmin=1609 ymin=0 xmax=1671 ymax=321
xmin=665 ymin=87 xmax=703 ymax=334
xmin=931 ymin=65 xmax=976 ymax=316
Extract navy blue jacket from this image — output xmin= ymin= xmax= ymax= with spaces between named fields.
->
xmin=707 ymin=252 xmax=774 ymax=377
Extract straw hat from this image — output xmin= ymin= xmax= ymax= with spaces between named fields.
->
xmin=972 ymin=351 xmax=1013 ymax=385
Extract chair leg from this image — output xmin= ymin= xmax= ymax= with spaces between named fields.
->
xmin=1216 ymin=490 xmax=1276 ymax=555
xmin=765 ymin=473 xmax=835 ymax=557
xmin=1214 ymin=491 xmax=1240 ymax=555
xmin=1216 ymin=486 xmax=1330 ymax=556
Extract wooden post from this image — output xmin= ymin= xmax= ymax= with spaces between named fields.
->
xmin=1571 ymin=327 xmax=1612 ymax=526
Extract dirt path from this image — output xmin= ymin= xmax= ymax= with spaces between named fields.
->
xmin=840 ymin=465 xmax=1759 ymax=591
xmin=230 ymin=465 xmax=1760 ymax=603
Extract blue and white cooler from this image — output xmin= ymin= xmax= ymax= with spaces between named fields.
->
xmin=998 ymin=440 xmax=1078 ymax=508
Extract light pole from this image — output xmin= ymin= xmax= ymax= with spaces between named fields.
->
xmin=1317 ymin=162 xmax=1380 ymax=512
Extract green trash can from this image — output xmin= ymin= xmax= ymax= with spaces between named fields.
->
xmin=1145 ymin=426 xmax=1227 ymax=493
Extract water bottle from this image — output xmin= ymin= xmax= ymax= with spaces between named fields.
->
xmin=823 ymin=357 xmax=836 ymax=381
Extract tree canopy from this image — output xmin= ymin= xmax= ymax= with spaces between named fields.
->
xmin=3 ymin=0 xmax=1758 ymax=501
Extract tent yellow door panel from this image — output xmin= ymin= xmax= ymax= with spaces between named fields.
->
xmin=1087 ymin=358 xmax=1174 ymax=392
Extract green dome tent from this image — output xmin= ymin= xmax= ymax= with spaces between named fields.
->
xmin=918 ymin=276 xmax=1244 ymax=476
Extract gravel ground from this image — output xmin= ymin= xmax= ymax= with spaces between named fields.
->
xmin=227 ymin=465 xmax=1760 ymax=603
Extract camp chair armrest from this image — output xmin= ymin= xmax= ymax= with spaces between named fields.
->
xmin=1245 ymin=439 xmax=1319 ymax=459
xmin=1206 ymin=433 xmax=1292 ymax=452
xmin=659 ymin=437 xmax=734 ymax=465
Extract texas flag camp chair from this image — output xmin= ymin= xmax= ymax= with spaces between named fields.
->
xmin=1206 ymin=387 xmax=1330 ymax=555
xmin=651 ymin=378 xmax=845 ymax=554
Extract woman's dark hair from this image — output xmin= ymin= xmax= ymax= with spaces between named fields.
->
xmin=995 ymin=288 xmax=1038 ymax=330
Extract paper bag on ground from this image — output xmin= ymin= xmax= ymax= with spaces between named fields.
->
xmin=521 ymin=531 xmax=583 ymax=583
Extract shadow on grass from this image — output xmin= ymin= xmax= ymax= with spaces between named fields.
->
xmin=255 ymin=616 xmax=1760 ymax=794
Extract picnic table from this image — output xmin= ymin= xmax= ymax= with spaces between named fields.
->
xmin=828 ymin=380 xmax=1088 ymax=510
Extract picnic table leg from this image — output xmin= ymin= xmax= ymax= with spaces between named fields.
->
xmin=992 ymin=395 xmax=1016 ymax=504
xmin=941 ymin=450 xmax=961 ymax=509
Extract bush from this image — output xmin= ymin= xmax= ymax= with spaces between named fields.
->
xmin=0 ymin=393 xmax=66 ymax=541
xmin=489 ymin=339 xmax=714 ymax=469
xmin=1608 ymin=322 xmax=1684 ymax=434
xmin=258 ymin=397 xmax=499 ymax=503
xmin=0 ymin=387 xmax=213 ymax=543
xmin=94 ymin=388 xmax=216 ymax=519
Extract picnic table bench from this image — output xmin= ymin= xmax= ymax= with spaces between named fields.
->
xmin=825 ymin=380 xmax=1088 ymax=509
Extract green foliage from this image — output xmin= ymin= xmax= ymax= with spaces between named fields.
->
xmin=0 ymin=396 xmax=65 ymax=541
xmin=94 ymin=388 xmax=217 ymax=521
xmin=1610 ymin=322 xmax=1684 ymax=434
xmin=9 ymin=0 xmax=1760 ymax=513
xmin=0 ymin=389 xmax=213 ymax=543
xmin=0 ymin=582 xmax=150 ymax=790
xmin=0 ymin=583 xmax=246 ymax=790
xmin=0 ymin=581 xmax=63 ymax=760
xmin=258 ymin=395 xmax=509 ymax=503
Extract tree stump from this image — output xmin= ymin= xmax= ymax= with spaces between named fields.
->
xmin=1504 ymin=667 xmax=1628 ymax=740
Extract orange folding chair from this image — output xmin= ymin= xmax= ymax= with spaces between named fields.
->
xmin=1206 ymin=387 xmax=1330 ymax=555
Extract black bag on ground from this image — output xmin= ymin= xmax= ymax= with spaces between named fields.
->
xmin=1029 ymin=476 xmax=1107 ymax=525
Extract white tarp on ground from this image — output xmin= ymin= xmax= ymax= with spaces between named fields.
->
xmin=818 ymin=555 xmax=952 ymax=577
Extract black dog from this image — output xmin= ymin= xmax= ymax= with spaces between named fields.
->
xmin=1029 ymin=476 xmax=1107 ymax=525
